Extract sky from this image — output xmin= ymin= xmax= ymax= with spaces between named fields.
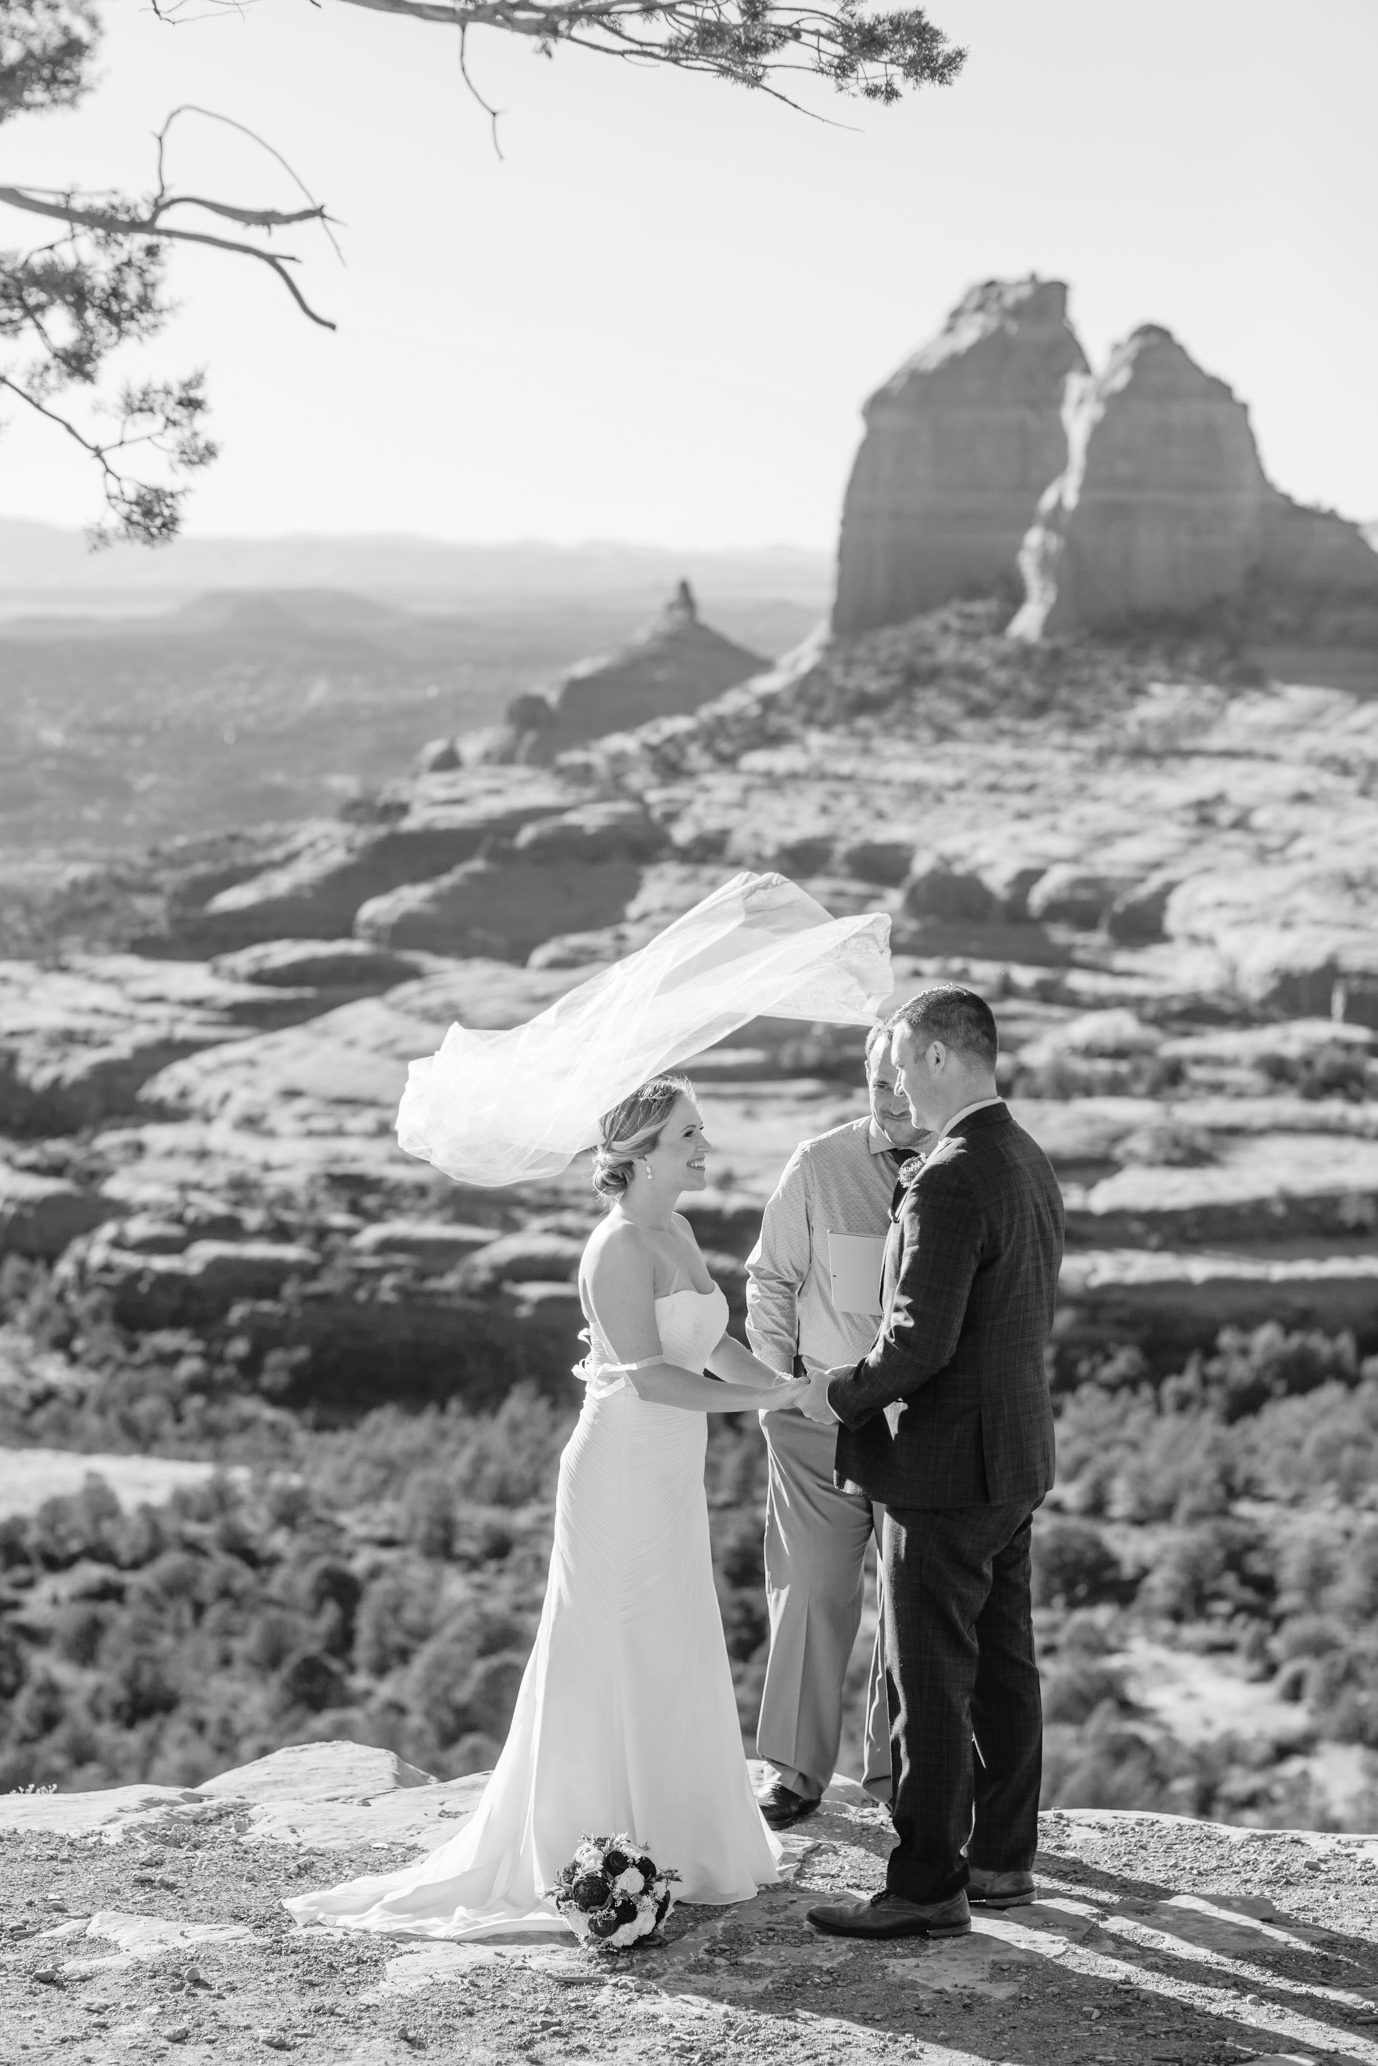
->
xmin=0 ymin=0 xmax=1375 ymax=548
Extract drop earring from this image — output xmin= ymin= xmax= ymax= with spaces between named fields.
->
xmin=642 ymin=1160 xmax=654 ymax=1182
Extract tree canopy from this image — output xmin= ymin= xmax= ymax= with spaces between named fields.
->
xmin=0 ymin=0 xmax=964 ymax=544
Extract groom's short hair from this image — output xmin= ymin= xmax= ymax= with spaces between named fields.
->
xmin=888 ymin=985 xmax=998 ymax=1069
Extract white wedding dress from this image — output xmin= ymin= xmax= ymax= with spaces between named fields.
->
xmin=285 ymin=1284 xmax=781 ymax=1938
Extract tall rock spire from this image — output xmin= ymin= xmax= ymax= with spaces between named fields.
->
xmin=1011 ymin=325 xmax=1378 ymax=637
xmin=832 ymin=278 xmax=1088 ymax=636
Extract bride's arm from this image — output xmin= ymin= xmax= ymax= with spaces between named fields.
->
xmin=585 ymin=1228 xmax=806 ymax=1415
xmin=704 ymin=1332 xmax=791 ymax=1391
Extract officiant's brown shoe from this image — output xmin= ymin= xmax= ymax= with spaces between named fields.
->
xmin=967 ymin=1867 xmax=1035 ymax=1908
xmin=756 ymin=1783 xmax=820 ymax=1830
xmin=806 ymin=1889 xmax=971 ymax=1939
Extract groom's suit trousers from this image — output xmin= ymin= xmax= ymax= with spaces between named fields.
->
xmin=758 ymin=1409 xmax=891 ymax=1803
xmin=880 ymin=1499 xmax=1042 ymax=1904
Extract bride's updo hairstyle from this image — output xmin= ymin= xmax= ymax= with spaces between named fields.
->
xmin=592 ymin=1075 xmax=694 ymax=1204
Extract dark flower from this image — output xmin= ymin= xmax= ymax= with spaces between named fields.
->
xmin=612 ymin=1897 xmax=638 ymax=1927
xmin=602 ymin=1847 xmax=630 ymax=1877
xmin=633 ymin=1854 xmax=656 ymax=1882
xmin=655 ymin=1888 xmax=673 ymax=1925
xmin=587 ymin=1908 xmax=621 ymax=1940
xmin=571 ymin=1873 xmax=610 ymax=1911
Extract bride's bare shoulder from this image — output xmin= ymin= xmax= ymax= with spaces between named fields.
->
xmin=582 ymin=1215 xmax=654 ymax=1289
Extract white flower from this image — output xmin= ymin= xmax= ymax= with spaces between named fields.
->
xmin=564 ymin=1910 xmax=592 ymax=1941
xmin=572 ymin=1841 xmax=603 ymax=1872
xmin=613 ymin=1867 xmax=646 ymax=1897
xmin=608 ymin=1910 xmax=654 ymax=1949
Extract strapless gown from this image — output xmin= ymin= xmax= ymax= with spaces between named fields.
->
xmin=285 ymin=1285 xmax=781 ymax=1937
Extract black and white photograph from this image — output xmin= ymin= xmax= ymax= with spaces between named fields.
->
xmin=1 ymin=0 xmax=1377 ymax=2058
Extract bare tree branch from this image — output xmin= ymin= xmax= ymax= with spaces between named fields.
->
xmin=0 ymin=184 xmax=337 ymax=325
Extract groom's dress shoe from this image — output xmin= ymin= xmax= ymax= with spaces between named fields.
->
xmin=806 ymin=1889 xmax=971 ymax=1939
xmin=967 ymin=1866 xmax=1035 ymax=1908
xmin=756 ymin=1783 xmax=820 ymax=1830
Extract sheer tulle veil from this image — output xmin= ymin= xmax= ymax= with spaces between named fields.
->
xmin=396 ymin=871 xmax=893 ymax=1186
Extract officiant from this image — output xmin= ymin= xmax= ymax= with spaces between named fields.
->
xmin=745 ymin=1022 xmax=932 ymax=1830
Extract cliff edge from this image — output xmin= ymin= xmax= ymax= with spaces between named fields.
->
xmin=6 ymin=1741 xmax=1378 ymax=2064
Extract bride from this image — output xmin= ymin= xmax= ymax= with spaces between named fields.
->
xmin=286 ymin=873 xmax=892 ymax=1939
xmin=285 ymin=1075 xmax=808 ymax=1938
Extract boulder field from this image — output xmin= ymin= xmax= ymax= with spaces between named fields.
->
xmin=6 ymin=1740 xmax=1378 ymax=2066
xmin=1 ymin=591 xmax=1376 ymax=1404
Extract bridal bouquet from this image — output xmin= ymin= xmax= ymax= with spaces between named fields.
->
xmin=550 ymin=1834 xmax=679 ymax=1950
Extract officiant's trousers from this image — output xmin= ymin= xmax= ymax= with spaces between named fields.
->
xmin=757 ymin=1409 xmax=891 ymax=1804
xmin=880 ymin=1500 xmax=1042 ymax=1905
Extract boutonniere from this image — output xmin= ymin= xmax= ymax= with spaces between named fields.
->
xmin=897 ymin=1155 xmax=927 ymax=1186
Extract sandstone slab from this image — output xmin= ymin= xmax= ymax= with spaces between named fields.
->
xmin=0 ymin=1164 xmax=112 ymax=1258
xmin=355 ymin=851 xmax=644 ymax=959
xmin=190 ymin=776 xmax=571 ymax=946
xmin=0 ymin=957 xmax=261 ymax=1133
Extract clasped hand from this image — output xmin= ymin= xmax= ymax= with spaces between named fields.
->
xmin=796 ymin=1365 xmax=847 ymax=1424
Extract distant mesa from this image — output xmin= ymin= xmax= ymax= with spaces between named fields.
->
xmin=832 ymin=279 xmax=1378 ymax=642
xmin=448 ymin=580 xmax=766 ymax=767
xmin=832 ymin=278 xmax=1089 ymax=636
xmin=168 ymin=588 xmax=404 ymax=636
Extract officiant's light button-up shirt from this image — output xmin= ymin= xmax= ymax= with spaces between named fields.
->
xmin=745 ymin=1116 xmax=902 ymax=1383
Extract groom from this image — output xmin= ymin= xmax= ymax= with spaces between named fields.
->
xmin=799 ymin=984 xmax=1064 ymax=1941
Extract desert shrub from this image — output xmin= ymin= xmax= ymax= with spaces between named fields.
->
xmin=1115 ymin=1412 xmax=1234 ymax=1524
xmin=454 ymin=1385 xmax=572 ymax=1507
xmin=1042 ymin=1717 xmax=1181 ymax=1812
xmin=1273 ymin=1613 xmax=1348 ymax=1664
xmin=239 ymin=1608 xmax=310 ymax=1676
xmin=716 ymin=1514 xmax=765 ymax=1592
xmin=1137 ymin=1519 xmax=1275 ymax=1623
xmin=1032 ymin=1519 xmax=1123 ymax=1610
xmin=707 ymin=1420 xmax=769 ymax=1509
xmin=1275 ymin=1530 xmax=1343 ymax=1614
xmin=1053 ymin=1386 xmax=1157 ymax=1514
xmin=278 ymin=1652 xmax=349 ymax=1713
xmin=1325 ymin=1523 xmax=1378 ymax=1623
xmin=719 ymin=1590 xmax=769 ymax=1663
xmin=1117 ymin=1119 xmax=1216 ymax=1167
xmin=95 ymin=1641 xmax=179 ymax=1727
xmin=1196 ymin=1325 xmax=1362 ymax=1423
xmin=354 ymin=1568 xmax=438 ymax=1677
xmin=1259 ymin=1043 xmax=1370 ymax=1102
xmin=1058 ymin=1609 xmax=1120 ymax=1659
xmin=26 ymin=1475 xmax=125 ymax=1568
xmin=111 ymin=1504 xmax=169 ymax=1569
xmin=0 ymin=1620 xmax=28 ymax=1699
xmin=405 ymin=1470 xmax=457 ymax=1560
xmin=1042 ymin=1663 xmax=1131 ymax=1725
xmin=1244 ymin=1379 xmax=1378 ymax=1502
xmin=10 ymin=1667 xmax=66 ymax=1743
xmin=457 ymin=1652 xmax=527 ymax=1739
xmin=53 ymin=1602 xmax=110 ymax=1668
xmin=297 ymin=1558 xmax=362 ymax=1641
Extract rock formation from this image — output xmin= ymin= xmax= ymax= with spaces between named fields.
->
xmin=465 ymin=582 xmax=766 ymax=764
xmin=831 ymin=278 xmax=1089 ymax=634
xmin=1012 ymin=324 xmax=1378 ymax=636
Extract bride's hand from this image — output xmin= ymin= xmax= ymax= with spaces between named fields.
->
xmin=759 ymin=1377 xmax=810 ymax=1413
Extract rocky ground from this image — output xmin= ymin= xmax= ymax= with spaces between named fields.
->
xmin=5 ymin=1742 xmax=1378 ymax=2066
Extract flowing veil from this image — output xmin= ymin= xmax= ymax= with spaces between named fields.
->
xmin=396 ymin=871 xmax=893 ymax=1186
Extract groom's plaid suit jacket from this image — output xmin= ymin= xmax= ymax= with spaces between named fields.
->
xmin=828 ymin=1103 xmax=1064 ymax=1510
